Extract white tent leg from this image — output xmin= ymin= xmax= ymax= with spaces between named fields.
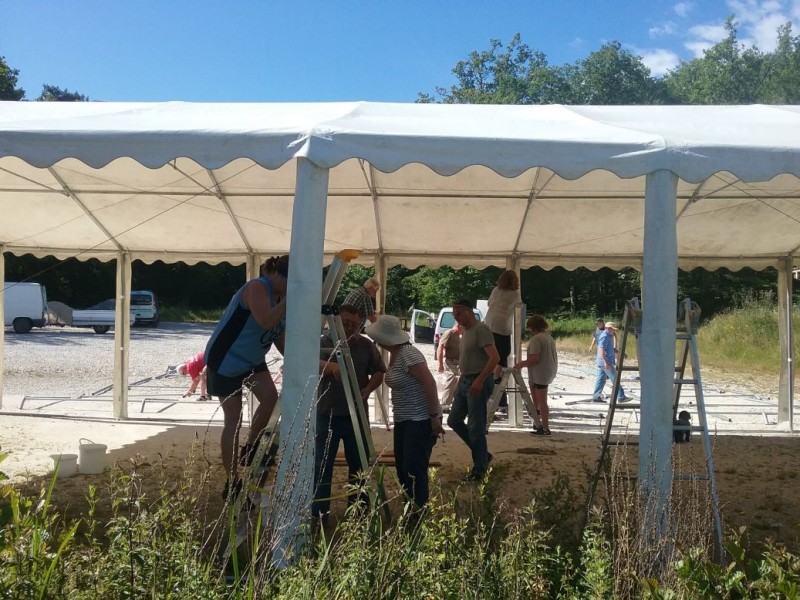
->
xmin=112 ymin=252 xmax=132 ymax=419
xmin=777 ymin=256 xmax=794 ymax=430
xmin=374 ymin=252 xmax=389 ymax=426
xmin=0 ymin=247 xmax=5 ymax=410
xmin=507 ymin=255 xmax=524 ymax=427
xmin=274 ymin=158 xmax=329 ymax=567
xmin=639 ymin=170 xmax=678 ymax=524
xmin=246 ymin=253 xmax=261 ymax=281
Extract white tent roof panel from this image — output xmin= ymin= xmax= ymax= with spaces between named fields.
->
xmin=1 ymin=101 xmax=799 ymax=270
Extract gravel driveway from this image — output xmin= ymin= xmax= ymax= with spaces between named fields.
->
xmin=3 ymin=322 xmax=216 ymax=399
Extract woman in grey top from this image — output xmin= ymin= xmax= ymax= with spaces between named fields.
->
xmin=514 ymin=315 xmax=558 ymax=436
xmin=365 ymin=315 xmax=445 ymax=509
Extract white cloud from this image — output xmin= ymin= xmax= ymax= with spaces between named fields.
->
xmin=674 ymin=2 xmax=695 ymax=18
xmin=649 ymin=21 xmax=678 ymax=37
xmin=638 ymin=48 xmax=682 ymax=75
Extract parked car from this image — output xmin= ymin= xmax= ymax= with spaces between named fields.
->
xmin=131 ymin=290 xmax=159 ymax=327
xmin=91 ymin=290 xmax=159 ymax=327
xmin=3 ymin=281 xmax=48 ymax=333
xmin=409 ymin=306 xmax=484 ymax=352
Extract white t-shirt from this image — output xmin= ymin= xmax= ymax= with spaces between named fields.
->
xmin=484 ymin=287 xmax=522 ymax=335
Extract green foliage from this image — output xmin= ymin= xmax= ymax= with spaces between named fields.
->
xmin=37 ymin=84 xmax=89 ymax=102
xmin=0 ymin=55 xmax=25 ymax=100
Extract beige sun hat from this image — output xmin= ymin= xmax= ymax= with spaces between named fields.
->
xmin=364 ymin=315 xmax=409 ymax=346
xmin=605 ymin=322 xmax=618 ymax=330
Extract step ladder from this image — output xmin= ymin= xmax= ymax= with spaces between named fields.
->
xmin=585 ymin=298 xmax=723 ymax=558
xmin=223 ymin=250 xmax=390 ymax=560
xmin=486 ymin=368 xmax=542 ymax=430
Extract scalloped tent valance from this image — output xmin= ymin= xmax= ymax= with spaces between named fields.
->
xmin=1 ymin=101 xmax=799 ymax=270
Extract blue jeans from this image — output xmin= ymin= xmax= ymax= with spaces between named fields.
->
xmin=313 ymin=412 xmax=368 ymax=517
xmin=447 ymin=374 xmax=493 ymax=475
xmin=592 ymin=364 xmax=625 ymax=400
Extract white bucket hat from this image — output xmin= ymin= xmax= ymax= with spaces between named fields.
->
xmin=364 ymin=315 xmax=409 ymax=346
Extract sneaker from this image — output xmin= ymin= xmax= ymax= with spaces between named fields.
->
xmin=591 ymin=396 xmax=607 ymax=403
xmin=196 ymin=394 xmax=211 ymax=402
xmin=617 ymin=395 xmax=632 ymax=403
xmin=530 ymin=427 xmax=543 ymax=436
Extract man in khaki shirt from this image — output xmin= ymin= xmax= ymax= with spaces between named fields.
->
xmin=446 ymin=300 xmax=499 ymax=481
xmin=436 ymin=322 xmax=463 ymax=409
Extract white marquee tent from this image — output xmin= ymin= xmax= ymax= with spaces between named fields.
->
xmin=1 ymin=101 xmax=799 ymax=546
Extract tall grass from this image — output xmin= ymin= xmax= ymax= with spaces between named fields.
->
xmin=3 ymin=443 xmax=800 ymax=598
xmin=548 ymin=294 xmax=796 ymax=377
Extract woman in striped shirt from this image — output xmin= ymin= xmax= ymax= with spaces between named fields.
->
xmin=365 ymin=315 xmax=444 ymax=509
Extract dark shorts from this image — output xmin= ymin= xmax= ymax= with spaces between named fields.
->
xmin=532 ymin=383 xmax=549 ymax=390
xmin=207 ymin=362 xmax=268 ymax=399
xmin=493 ymin=332 xmax=511 ymax=367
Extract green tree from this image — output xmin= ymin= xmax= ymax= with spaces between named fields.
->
xmin=419 ymin=34 xmax=569 ymax=105
xmin=0 ymin=55 xmax=24 ymax=100
xmin=665 ymin=18 xmax=767 ymax=103
xmin=565 ymin=42 xmax=670 ymax=104
xmin=37 ymin=84 xmax=89 ymax=102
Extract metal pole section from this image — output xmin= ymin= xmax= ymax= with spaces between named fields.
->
xmin=0 ymin=247 xmax=5 ymax=409
xmin=246 ymin=253 xmax=261 ymax=281
xmin=373 ymin=252 xmax=390 ymax=425
xmin=112 ymin=252 xmax=132 ymax=419
xmin=274 ymin=158 xmax=329 ymax=567
xmin=639 ymin=170 xmax=678 ymax=518
xmin=507 ymin=255 xmax=524 ymax=427
xmin=777 ymin=256 xmax=795 ymax=430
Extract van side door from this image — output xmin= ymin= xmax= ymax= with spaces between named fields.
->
xmin=409 ymin=309 xmax=435 ymax=344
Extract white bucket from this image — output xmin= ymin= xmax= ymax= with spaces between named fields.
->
xmin=50 ymin=453 xmax=78 ymax=479
xmin=78 ymin=438 xmax=107 ymax=474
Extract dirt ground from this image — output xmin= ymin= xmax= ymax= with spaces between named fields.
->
xmin=3 ymin=413 xmax=800 ymax=551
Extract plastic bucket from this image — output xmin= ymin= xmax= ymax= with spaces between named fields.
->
xmin=78 ymin=439 xmax=107 ymax=474
xmin=50 ymin=453 xmax=78 ymax=478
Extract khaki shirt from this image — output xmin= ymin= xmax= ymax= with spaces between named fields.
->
xmin=459 ymin=322 xmax=495 ymax=375
xmin=439 ymin=328 xmax=461 ymax=361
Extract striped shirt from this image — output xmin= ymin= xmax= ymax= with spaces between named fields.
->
xmin=384 ymin=344 xmax=430 ymax=422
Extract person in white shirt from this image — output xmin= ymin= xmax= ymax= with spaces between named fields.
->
xmin=483 ymin=270 xmax=522 ymax=407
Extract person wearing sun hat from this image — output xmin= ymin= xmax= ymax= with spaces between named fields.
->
xmin=591 ymin=321 xmax=627 ymax=403
xmin=364 ymin=315 xmax=444 ymax=510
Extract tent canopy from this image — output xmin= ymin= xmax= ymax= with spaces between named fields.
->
xmin=1 ymin=101 xmax=799 ymax=271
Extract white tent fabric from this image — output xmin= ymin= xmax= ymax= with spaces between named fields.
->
xmin=2 ymin=101 xmax=799 ymax=555
xmin=1 ymin=102 xmax=799 ymax=270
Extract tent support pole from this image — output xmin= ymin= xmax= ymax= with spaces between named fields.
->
xmin=639 ymin=170 xmax=678 ymax=537
xmin=777 ymin=256 xmax=794 ymax=430
xmin=112 ymin=252 xmax=132 ymax=419
xmin=374 ymin=252 xmax=389 ymax=426
xmin=246 ymin=253 xmax=261 ymax=281
xmin=507 ymin=255 xmax=524 ymax=427
xmin=274 ymin=158 xmax=329 ymax=567
xmin=0 ymin=247 xmax=5 ymax=410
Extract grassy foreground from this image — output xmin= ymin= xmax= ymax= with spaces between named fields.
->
xmin=11 ymin=297 xmax=792 ymax=596
xmin=2 ymin=441 xmax=800 ymax=599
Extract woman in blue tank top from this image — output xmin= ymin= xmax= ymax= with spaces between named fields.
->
xmin=204 ymin=254 xmax=288 ymax=498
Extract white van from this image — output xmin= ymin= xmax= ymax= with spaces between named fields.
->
xmin=3 ymin=281 xmax=48 ymax=333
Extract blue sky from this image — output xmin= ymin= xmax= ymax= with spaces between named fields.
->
xmin=2 ymin=1 xmax=799 ymax=102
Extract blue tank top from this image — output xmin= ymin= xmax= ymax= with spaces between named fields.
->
xmin=204 ymin=277 xmax=286 ymax=376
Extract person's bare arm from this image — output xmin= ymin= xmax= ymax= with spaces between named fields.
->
xmin=361 ymin=372 xmax=384 ymax=400
xmin=242 ymin=280 xmax=286 ymax=331
xmin=470 ymin=344 xmax=500 ymax=396
xmin=408 ymin=362 xmax=445 ymax=437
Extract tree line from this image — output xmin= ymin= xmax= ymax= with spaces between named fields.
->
xmin=1 ymin=19 xmax=796 ymax=318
